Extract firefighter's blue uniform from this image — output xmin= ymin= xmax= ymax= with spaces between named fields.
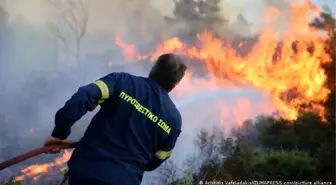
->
xmin=51 ymin=72 xmax=182 ymax=185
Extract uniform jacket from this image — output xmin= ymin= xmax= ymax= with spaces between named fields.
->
xmin=51 ymin=72 xmax=182 ymax=184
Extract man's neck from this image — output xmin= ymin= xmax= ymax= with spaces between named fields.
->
xmin=148 ymin=78 xmax=169 ymax=93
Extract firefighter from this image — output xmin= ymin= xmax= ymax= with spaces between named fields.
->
xmin=44 ymin=53 xmax=187 ymax=185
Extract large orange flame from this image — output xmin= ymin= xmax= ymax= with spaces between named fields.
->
xmin=14 ymin=151 xmax=72 ymax=182
xmin=115 ymin=0 xmax=331 ymax=121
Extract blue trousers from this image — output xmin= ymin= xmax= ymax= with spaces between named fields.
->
xmin=68 ymin=171 xmax=111 ymax=185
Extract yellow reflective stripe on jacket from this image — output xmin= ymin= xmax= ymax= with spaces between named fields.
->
xmin=93 ymin=80 xmax=109 ymax=104
xmin=155 ymin=150 xmax=172 ymax=160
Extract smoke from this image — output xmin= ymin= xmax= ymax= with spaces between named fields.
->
xmin=0 ymin=0 xmax=318 ymax=183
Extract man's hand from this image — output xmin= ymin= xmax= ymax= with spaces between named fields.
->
xmin=44 ymin=136 xmax=73 ymax=154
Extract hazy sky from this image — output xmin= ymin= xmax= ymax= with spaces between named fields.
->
xmin=2 ymin=0 xmax=335 ymax=31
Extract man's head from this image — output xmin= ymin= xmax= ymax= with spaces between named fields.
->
xmin=149 ymin=53 xmax=187 ymax=92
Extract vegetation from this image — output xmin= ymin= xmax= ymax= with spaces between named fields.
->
xmin=190 ymin=113 xmax=334 ymax=183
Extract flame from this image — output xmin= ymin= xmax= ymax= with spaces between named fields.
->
xmin=14 ymin=150 xmax=72 ymax=182
xmin=115 ymin=0 xmax=331 ymax=121
xmin=219 ymin=98 xmax=274 ymax=133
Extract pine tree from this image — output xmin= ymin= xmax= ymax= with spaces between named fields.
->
xmin=172 ymin=0 xmax=227 ymax=37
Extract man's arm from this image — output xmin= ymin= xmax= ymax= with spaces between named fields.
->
xmin=51 ymin=73 xmax=119 ymax=140
xmin=145 ymin=115 xmax=182 ymax=171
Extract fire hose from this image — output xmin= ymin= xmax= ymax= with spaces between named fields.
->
xmin=0 ymin=142 xmax=78 ymax=171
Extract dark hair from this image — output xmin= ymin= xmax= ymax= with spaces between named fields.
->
xmin=149 ymin=53 xmax=187 ymax=92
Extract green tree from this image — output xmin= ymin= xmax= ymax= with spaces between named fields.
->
xmin=310 ymin=6 xmax=335 ymax=127
xmin=258 ymin=113 xmax=334 ymax=153
xmin=258 ymin=118 xmax=297 ymax=150
xmin=228 ymin=14 xmax=252 ymax=37
xmin=194 ymin=127 xmax=223 ymax=162
xmin=172 ymin=0 xmax=227 ymax=39
xmin=314 ymin=139 xmax=335 ymax=182
xmin=198 ymin=0 xmax=225 ymax=30
xmin=195 ymin=69 xmax=335 ymax=183
xmin=0 ymin=177 xmax=21 ymax=185
xmin=220 ymin=140 xmax=254 ymax=181
xmin=252 ymin=151 xmax=316 ymax=180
